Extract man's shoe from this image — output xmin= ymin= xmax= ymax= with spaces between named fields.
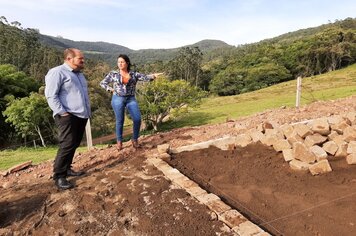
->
xmin=67 ymin=169 xmax=85 ymax=177
xmin=55 ymin=177 xmax=74 ymax=190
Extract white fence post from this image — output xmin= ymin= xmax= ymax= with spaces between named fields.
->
xmin=296 ymin=76 xmax=302 ymax=108
xmin=85 ymin=118 xmax=93 ymax=150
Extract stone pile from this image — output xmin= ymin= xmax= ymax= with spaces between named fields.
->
xmin=166 ymin=112 xmax=356 ymax=176
xmin=250 ymin=112 xmax=356 ymax=175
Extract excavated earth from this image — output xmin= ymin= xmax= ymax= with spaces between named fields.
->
xmin=1 ymin=96 xmax=356 ymax=236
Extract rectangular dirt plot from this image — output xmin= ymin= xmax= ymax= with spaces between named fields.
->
xmin=168 ymin=142 xmax=356 ymax=236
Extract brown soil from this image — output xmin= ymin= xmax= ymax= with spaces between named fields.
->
xmin=169 ymin=143 xmax=356 ymax=236
xmin=1 ymin=96 xmax=356 ymax=235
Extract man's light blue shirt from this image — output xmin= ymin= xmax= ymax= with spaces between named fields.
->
xmin=45 ymin=63 xmax=91 ymax=118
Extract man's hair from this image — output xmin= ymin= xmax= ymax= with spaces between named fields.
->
xmin=63 ymin=48 xmax=78 ymax=60
xmin=118 ymin=54 xmax=131 ymax=71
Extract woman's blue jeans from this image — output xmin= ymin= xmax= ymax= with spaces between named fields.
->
xmin=111 ymin=94 xmax=141 ymax=142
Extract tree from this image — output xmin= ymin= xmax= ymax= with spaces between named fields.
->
xmin=137 ymin=78 xmax=206 ymax=131
xmin=0 ymin=17 xmax=62 ymax=82
xmin=209 ymin=68 xmax=247 ymax=96
xmin=0 ymin=64 xmax=40 ymax=145
xmin=245 ymin=63 xmax=292 ymax=90
xmin=3 ymin=93 xmax=54 ymax=147
xmin=167 ymin=47 xmax=203 ymax=87
xmin=85 ymin=61 xmax=116 ymax=137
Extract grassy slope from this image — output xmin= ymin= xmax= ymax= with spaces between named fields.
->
xmin=163 ymin=63 xmax=356 ymax=129
xmin=1 ymin=64 xmax=356 ymax=170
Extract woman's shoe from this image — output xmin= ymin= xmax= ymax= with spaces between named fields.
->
xmin=117 ymin=141 xmax=123 ymax=150
xmin=131 ymin=139 xmax=140 ymax=149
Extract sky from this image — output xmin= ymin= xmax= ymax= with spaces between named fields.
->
xmin=1 ymin=0 xmax=355 ymax=50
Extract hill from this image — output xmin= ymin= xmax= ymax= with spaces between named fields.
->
xmin=264 ymin=17 xmax=356 ymax=44
xmin=39 ymin=35 xmax=132 ymax=54
xmin=39 ymin=34 xmax=233 ymax=65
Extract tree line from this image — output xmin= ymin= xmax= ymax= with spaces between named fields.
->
xmin=206 ymin=18 xmax=356 ymax=95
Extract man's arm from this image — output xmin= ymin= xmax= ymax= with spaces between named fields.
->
xmin=44 ymin=69 xmax=67 ymax=116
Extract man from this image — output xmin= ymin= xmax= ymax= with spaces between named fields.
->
xmin=45 ymin=48 xmax=91 ymax=190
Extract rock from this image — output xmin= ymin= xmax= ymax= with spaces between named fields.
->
xmin=322 ymin=141 xmax=339 ymax=155
xmin=309 ymin=159 xmax=332 ymax=175
xmin=347 ymin=141 xmax=356 ymax=154
xmin=293 ymin=142 xmax=316 ymax=164
xmin=343 ymin=126 xmax=356 ymax=142
xmin=8 ymin=160 xmax=32 ymax=173
xmin=289 ymin=159 xmax=311 ymax=171
xmin=346 ymin=153 xmax=356 ymax=164
xmin=304 ymin=134 xmax=327 ymax=147
xmin=282 ymin=149 xmax=294 ymax=162
xmin=294 ymin=123 xmax=313 ymax=138
xmin=309 ymin=145 xmax=328 ymax=161
xmin=157 ymin=143 xmax=170 ymax=154
xmin=311 ymin=118 xmax=331 ymax=135
xmin=273 ymin=139 xmax=291 ymax=152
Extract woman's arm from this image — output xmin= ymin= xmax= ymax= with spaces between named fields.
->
xmin=150 ymin=72 xmax=164 ymax=79
xmin=135 ymin=72 xmax=164 ymax=81
xmin=100 ymin=72 xmax=115 ymax=92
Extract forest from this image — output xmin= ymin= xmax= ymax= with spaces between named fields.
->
xmin=1 ymin=16 xmax=355 ymax=148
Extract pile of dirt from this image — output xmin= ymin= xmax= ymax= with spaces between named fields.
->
xmin=0 ymin=96 xmax=355 ymax=235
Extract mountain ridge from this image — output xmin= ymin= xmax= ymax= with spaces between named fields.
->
xmin=39 ymin=34 xmax=233 ymax=64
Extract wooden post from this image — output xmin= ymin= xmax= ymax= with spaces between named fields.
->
xmin=296 ymin=76 xmax=302 ymax=108
xmin=33 ymin=140 xmax=37 ymax=149
xmin=85 ymin=118 xmax=93 ymax=150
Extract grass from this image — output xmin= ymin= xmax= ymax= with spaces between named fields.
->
xmin=161 ymin=63 xmax=356 ymax=129
xmin=2 ymin=64 xmax=356 ymax=170
xmin=0 ymin=146 xmax=100 ymax=171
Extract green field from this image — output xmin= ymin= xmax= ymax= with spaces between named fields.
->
xmin=162 ymin=64 xmax=356 ymax=129
xmin=1 ymin=64 xmax=356 ymax=171
xmin=0 ymin=146 xmax=94 ymax=171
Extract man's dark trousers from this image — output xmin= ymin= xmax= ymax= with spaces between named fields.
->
xmin=53 ymin=114 xmax=88 ymax=180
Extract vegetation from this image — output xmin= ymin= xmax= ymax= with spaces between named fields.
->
xmin=0 ymin=146 xmax=95 ymax=171
xmin=165 ymin=63 xmax=356 ymax=128
xmin=205 ymin=18 xmax=356 ymax=96
xmin=137 ymin=78 xmax=206 ymax=130
xmin=0 ymin=64 xmax=40 ymax=145
xmin=3 ymin=92 xmax=54 ymax=147
xmin=0 ymin=17 xmax=62 ymax=83
xmin=166 ymin=47 xmax=203 ymax=86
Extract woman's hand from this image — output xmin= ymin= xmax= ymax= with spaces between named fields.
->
xmin=151 ymin=72 xmax=164 ymax=79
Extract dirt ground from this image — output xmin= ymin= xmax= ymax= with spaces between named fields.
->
xmin=0 ymin=95 xmax=356 ymax=236
xmin=169 ymin=143 xmax=356 ymax=236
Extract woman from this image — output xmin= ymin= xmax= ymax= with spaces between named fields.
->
xmin=100 ymin=54 xmax=162 ymax=150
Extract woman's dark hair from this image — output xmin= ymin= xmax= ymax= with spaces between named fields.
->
xmin=118 ymin=54 xmax=131 ymax=71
